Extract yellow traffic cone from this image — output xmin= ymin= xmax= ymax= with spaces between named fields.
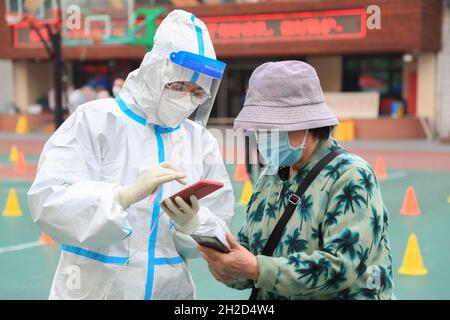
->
xmin=333 ymin=121 xmax=346 ymax=141
xmin=239 ymin=179 xmax=253 ymax=206
xmin=15 ymin=115 xmax=30 ymax=134
xmin=346 ymin=120 xmax=355 ymax=141
xmin=9 ymin=145 xmax=19 ymax=162
xmin=2 ymin=188 xmax=22 ymax=217
xmin=398 ymin=234 xmax=428 ymax=276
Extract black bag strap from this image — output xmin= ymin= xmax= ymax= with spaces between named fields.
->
xmin=249 ymin=148 xmax=346 ymax=300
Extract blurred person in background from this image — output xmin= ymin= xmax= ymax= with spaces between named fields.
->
xmin=113 ymin=78 xmax=125 ymax=97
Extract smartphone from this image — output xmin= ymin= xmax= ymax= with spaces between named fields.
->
xmin=161 ymin=180 xmax=224 ymax=206
xmin=191 ymin=234 xmax=231 ymax=254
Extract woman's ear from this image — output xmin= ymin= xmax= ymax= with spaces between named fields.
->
xmin=287 ymin=130 xmax=307 ymax=148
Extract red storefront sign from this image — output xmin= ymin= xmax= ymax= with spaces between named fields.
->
xmin=201 ymin=9 xmax=367 ymax=43
xmin=13 ymin=8 xmax=367 ymax=48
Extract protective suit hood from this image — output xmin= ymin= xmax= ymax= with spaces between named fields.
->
xmin=119 ymin=10 xmax=217 ymax=127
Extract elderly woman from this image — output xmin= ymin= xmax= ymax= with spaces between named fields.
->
xmin=198 ymin=61 xmax=394 ymax=300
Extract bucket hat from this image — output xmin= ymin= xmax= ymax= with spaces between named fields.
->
xmin=234 ymin=61 xmax=339 ymax=131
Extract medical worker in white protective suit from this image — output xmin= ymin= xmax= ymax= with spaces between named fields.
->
xmin=27 ymin=10 xmax=234 ymax=300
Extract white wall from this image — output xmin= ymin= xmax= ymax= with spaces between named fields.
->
xmin=437 ymin=5 xmax=450 ymax=139
xmin=13 ymin=61 xmax=53 ymax=112
xmin=416 ymin=53 xmax=437 ymax=134
xmin=0 ymin=60 xmax=14 ymax=113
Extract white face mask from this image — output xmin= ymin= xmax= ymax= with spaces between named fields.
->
xmin=158 ymin=89 xmax=198 ymax=128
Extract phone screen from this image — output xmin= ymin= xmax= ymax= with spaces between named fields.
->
xmin=191 ymin=235 xmax=231 ymax=253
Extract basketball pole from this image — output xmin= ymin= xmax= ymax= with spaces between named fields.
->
xmin=29 ymin=2 xmax=64 ymax=129
xmin=49 ymin=26 xmax=64 ymax=128
xmin=51 ymin=0 xmax=64 ymax=128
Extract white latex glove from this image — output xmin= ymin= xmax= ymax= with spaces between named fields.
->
xmin=114 ymin=162 xmax=187 ymax=209
xmin=161 ymin=195 xmax=200 ymax=235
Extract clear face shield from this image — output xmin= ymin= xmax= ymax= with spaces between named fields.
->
xmin=167 ymin=51 xmax=226 ymax=127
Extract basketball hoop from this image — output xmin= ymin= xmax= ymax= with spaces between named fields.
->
xmin=93 ymin=34 xmax=103 ymax=45
xmin=5 ymin=13 xmax=22 ymax=25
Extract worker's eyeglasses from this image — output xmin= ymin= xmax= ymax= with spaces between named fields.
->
xmin=165 ymin=81 xmax=210 ymax=105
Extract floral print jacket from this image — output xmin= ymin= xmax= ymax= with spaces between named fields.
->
xmin=228 ymin=138 xmax=394 ymax=300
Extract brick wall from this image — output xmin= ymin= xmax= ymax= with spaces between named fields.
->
xmin=0 ymin=0 xmax=443 ymax=60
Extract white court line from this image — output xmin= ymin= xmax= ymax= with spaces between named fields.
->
xmin=0 ymin=241 xmax=43 ymax=254
xmin=379 ymin=172 xmax=407 ymax=182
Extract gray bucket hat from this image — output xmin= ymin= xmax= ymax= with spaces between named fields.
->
xmin=234 ymin=61 xmax=339 ymax=131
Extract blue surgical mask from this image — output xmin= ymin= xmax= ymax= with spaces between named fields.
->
xmin=256 ymin=130 xmax=308 ymax=168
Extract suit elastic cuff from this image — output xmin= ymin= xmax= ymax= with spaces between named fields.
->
xmin=174 ymin=214 xmax=200 ymax=235
xmin=254 ymin=255 xmax=278 ymax=291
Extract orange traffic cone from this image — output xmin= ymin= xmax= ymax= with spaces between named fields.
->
xmin=38 ymin=232 xmax=56 ymax=245
xmin=14 ymin=152 xmax=28 ymax=175
xmin=400 ymin=186 xmax=421 ymax=216
xmin=234 ymin=164 xmax=249 ymax=182
xmin=374 ymin=158 xmax=387 ymax=180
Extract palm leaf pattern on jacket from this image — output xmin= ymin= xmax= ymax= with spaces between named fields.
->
xmin=248 ymin=199 xmax=266 ymax=225
xmin=357 ymin=168 xmax=375 ymax=205
xmin=336 ymin=288 xmax=358 ymax=300
xmin=265 ymin=201 xmax=278 ymax=228
xmin=250 ymin=230 xmax=264 ymax=253
xmin=327 ymin=228 xmax=360 ymax=259
xmin=321 ymin=158 xmax=352 ymax=190
xmin=284 ymin=229 xmax=308 ymax=254
xmin=297 ymin=194 xmax=313 ymax=230
xmin=296 ymin=257 xmax=331 ymax=288
xmin=317 ymin=264 xmax=347 ymax=291
xmin=311 ymin=223 xmax=323 ymax=248
xmin=335 ymin=181 xmax=367 ymax=214
xmin=369 ymin=205 xmax=382 ymax=253
xmin=323 ymin=209 xmax=342 ymax=236
xmin=355 ymin=244 xmax=370 ymax=279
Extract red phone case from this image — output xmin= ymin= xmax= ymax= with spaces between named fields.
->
xmin=162 ymin=180 xmax=224 ymax=206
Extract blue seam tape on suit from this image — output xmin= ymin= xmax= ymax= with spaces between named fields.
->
xmin=191 ymin=14 xmax=204 ymax=84
xmin=61 ymin=245 xmax=129 ymax=265
xmin=115 ymin=95 xmax=146 ymax=126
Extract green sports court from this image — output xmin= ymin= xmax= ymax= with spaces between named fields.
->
xmin=1 ymin=134 xmax=449 ymax=300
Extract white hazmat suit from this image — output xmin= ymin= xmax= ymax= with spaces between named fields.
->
xmin=27 ymin=10 xmax=234 ymax=300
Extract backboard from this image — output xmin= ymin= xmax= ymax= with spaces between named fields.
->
xmin=5 ymin=0 xmax=166 ymax=48
xmin=60 ymin=0 xmax=166 ymax=48
xmin=5 ymin=0 xmax=59 ymax=25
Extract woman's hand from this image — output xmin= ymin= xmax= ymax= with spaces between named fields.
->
xmin=198 ymin=233 xmax=259 ymax=282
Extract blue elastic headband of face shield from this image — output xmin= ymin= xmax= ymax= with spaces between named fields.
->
xmin=169 ymin=51 xmax=226 ymax=80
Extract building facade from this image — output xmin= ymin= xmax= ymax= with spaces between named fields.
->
xmin=0 ymin=0 xmax=448 ymax=139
